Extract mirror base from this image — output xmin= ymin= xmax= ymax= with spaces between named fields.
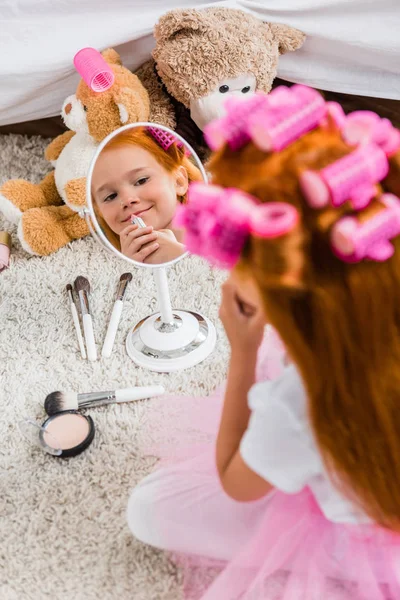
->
xmin=125 ymin=310 xmax=217 ymax=373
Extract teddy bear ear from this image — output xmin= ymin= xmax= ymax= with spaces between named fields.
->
xmin=154 ymin=9 xmax=205 ymax=43
xmin=112 ymin=86 xmax=150 ymax=124
xmin=101 ymin=48 xmax=122 ymax=66
xmin=268 ymin=23 xmax=306 ymax=55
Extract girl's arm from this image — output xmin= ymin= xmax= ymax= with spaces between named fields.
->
xmin=216 ymin=351 xmax=273 ymax=502
xmin=216 ymin=279 xmax=274 ymax=502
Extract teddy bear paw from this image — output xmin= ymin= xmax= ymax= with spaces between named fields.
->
xmin=0 ymin=189 xmax=22 ymax=224
xmin=17 ymin=205 xmax=80 ymax=256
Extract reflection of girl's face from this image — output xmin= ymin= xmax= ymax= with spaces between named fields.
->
xmin=91 ymin=145 xmax=188 ymax=234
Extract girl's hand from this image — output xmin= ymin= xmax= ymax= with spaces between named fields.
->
xmin=119 ymin=223 xmax=159 ymax=262
xmin=219 ymin=277 xmax=266 ymax=360
xmin=144 ymin=229 xmax=185 ymax=265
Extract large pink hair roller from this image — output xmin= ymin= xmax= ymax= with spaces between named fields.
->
xmin=300 ymin=143 xmax=389 ymax=211
xmin=342 ymin=111 xmax=400 ymax=156
xmin=73 ymin=47 xmax=115 ymax=92
xmin=174 ymin=182 xmax=299 ymax=269
xmin=331 ymin=193 xmax=400 ymax=263
xmin=204 ymin=85 xmax=326 ymax=153
xmin=204 ymin=93 xmax=270 ymax=151
xmin=248 ymin=85 xmax=326 ymax=152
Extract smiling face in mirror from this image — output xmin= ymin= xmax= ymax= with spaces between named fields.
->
xmin=90 ymin=126 xmax=204 ymax=265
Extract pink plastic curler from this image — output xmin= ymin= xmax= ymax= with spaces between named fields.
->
xmin=320 ymin=102 xmax=347 ymax=130
xmin=204 ymin=93 xmax=269 ymax=152
xmin=248 ymin=85 xmax=327 ymax=152
xmin=300 ymin=143 xmax=389 ymax=210
xmin=342 ymin=111 xmax=400 ymax=156
xmin=148 ymin=127 xmax=177 ymax=151
xmin=174 ymin=182 xmax=299 ymax=269
xmin=250 ymin=203 xmax=299 ymax=238
xmin=147 ymin=127 xmax=190 ymax=155
xmin=204 ymin=85 xmax=327 ymax=155
xmin=331 ymin=193 xmax=400 ymax=263
xmin=73 ymin=47 xmax=115 ymax=92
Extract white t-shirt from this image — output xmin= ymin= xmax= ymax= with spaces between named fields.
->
xmin=240 ymin=364 xmax=370 ymax=524
xmin=1 ymin=0 xmax=399 ymax=125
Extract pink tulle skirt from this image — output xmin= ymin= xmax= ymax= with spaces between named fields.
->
xmin=173 ymin=482 xmax=400 ymax=600
xmin=136 ymin=328 xmax=400 ymax=600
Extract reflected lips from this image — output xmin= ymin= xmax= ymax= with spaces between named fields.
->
xmin=122 ymin=207 xmax=151 ymax=222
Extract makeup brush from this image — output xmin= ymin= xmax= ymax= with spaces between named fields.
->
xmin=74 ymin=276 xmax=97 ymax=361
xmin=44 ymin=385 xmax=165 ymax=415
xmin=102 ymin=273 xmax=133 ymax=358
xmin=66 ymin=284 xmax=86 ymax=359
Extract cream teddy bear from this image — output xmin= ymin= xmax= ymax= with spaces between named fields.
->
xmin=0 ymin=49 xmax=150 ymax=256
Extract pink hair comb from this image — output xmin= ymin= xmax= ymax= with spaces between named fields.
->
xmin=204 ymin=85 xmax=326 ymax=153
xmin=174 ymin=182 xmax=298 ymax=269
xmin=300 ymin=143 xmax=389 ymax=211
xmin=73 ymin=47 xmax=115 ymax=92
xmin=331 ymin=193 xmax=400 ymax=263
xmin=147 ymin=127 xmax=189 ymax=155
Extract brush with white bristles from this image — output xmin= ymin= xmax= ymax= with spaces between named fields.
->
xmin=44 ymin=385 xmax=166 ymax=416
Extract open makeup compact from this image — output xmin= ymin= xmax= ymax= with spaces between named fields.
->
xmin=82 ymin=121 xmax=217 ymax=373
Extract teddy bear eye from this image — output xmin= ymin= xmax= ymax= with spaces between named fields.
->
xmin=241 ymin=86 xmax=251 ymax=94
xmin=83 ymin=105 xmax=88 ymax=112
xmin=219 ymin=85 xmax=230 ymax=94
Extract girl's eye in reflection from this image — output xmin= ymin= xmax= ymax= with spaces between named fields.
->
xmin=104 ymin=193 xmax=117 ymax=202
xmin=135 ymin=177 xmax=149 ymax=186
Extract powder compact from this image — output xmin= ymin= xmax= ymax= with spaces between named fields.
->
xmin=19 ymin=410 xmax=95 ymax=458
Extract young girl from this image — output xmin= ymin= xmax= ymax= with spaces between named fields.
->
xmin=91 ymin=127 xmax=203 ymax=264
xmin=127 ymin=85 xmax=400 ymax=599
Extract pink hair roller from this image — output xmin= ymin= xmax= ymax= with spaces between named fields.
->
xmin=205 ymin=93 xmax=270 ymax=151
xmin=331 ymin=193 xmax=400 ymax=263
xmin=147 ymin=127 xmax=189 ymax=155
xmin=248 ymin=85 xmax=326 ymax=152
xmin=321 ymin=102 xmax=347 ymax=130
xmin=73 ymin=47 xmax=115 ymax=92
xmin=300 ymin=143 xmax=389 ymax=211
xmin=204 ymin=85 xmax=327 ymax=154
xmin=174 ymin=182 xmax=298 ymax=269
xmin=342 ymin=111 xmax=400 ymax=156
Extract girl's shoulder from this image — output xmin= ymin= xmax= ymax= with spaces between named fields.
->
xmin=249 ymin=364 xmax=307 ymax=422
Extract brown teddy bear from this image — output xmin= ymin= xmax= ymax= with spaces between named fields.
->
xmin=0 ymin=49 xmax=150 ymax=256
xmin=136 ymin=7 xmax=305 ymax=156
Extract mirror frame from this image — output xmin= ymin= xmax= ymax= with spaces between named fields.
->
xmin=85 ymin=122 xmax=208 ymax=270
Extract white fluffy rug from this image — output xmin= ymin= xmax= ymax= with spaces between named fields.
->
xmin=0 ymin=134 xmax=229 ymax=600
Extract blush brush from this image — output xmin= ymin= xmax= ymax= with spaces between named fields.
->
xmin=44 ymin=385 xmax=165 ymax=415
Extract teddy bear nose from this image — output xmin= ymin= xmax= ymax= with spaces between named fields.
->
xmin=65 ymin=103 xmax=72 ymax=115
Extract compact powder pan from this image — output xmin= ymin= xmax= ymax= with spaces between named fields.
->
xmin=39 ymin=411 xmax=95 ymax=458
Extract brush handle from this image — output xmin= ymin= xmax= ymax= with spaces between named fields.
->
xmin=70 ymin=301 xmax=87 ymax=359
xmin=102 ymin=300 xmax=123 ymax=358
xmin=83 ymin=314 xmax=97 ymax=361
xmin=115 ymin=386 xmax=165 ymax=403
xmin=78 ymin=385 xmax=165 ymax=408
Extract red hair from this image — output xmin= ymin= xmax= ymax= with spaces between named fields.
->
xmin=209 ymin=121 xmax=400 ymax=529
